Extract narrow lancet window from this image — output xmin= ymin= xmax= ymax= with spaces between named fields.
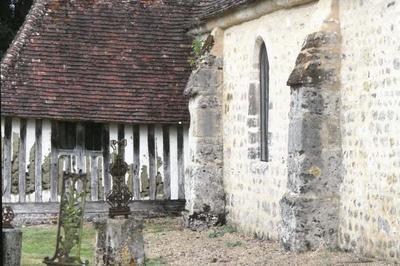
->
xmin=260 ymin=42 xmax=269 ymax=161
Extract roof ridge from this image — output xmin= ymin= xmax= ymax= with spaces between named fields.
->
xmin=1 ymin=0 xmax=50 ymax=82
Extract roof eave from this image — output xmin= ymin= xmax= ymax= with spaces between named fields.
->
xmin=189 ymin=0 xmax=317 ymax=35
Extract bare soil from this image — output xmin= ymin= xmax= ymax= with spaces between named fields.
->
xmin=144 ymin=217 xmax=394 ymax=266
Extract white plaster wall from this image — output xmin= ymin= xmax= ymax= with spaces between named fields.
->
xmin=222 ymin=2 xmax=321 ymax=239
xmin=338 ymin=0 xmax=400 ymax=261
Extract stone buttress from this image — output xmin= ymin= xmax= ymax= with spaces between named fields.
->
xmin=280 ymin=0 xmax=343 ymax=251
xmin=183 ymin=28 xmax=226 ymax=229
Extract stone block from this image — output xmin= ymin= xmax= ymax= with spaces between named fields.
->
xmin=191 ymin=109 xmax=221 ymax=138
xmin=2 ymin=228 xmax=22 ymax=266
xmin=185 ymin=164 xmax=225 ymax=214
xmin=287 ymin=150 xmax=342 ymax=195
xmin=290 ymin=87 xmax=340 ymax=115
xmin=280 ymin=193 xmax=340 ymax=251
xmin=288 ymin=114 xmax=323 ymax=153
xmin=93 ymin=217 xmax=145 ymax=266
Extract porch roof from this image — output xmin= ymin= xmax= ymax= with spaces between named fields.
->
xmin=1 ymin=0 xmax=194 ymax=124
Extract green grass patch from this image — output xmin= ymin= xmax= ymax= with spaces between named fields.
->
xmin=145 ymin=256 xmax=167 ymax=266
xmin=21 ymin=224 xmax=96 ymax=266
xmin=208 ymin=225 xmax=237 ymax=238
xmin=225 ymin=241 xmax=243 ymax=248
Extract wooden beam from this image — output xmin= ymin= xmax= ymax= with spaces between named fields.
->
xmin=148 ymin=125 xmax=156 ymax=200
xmin=50 ymin=121 xmax=58 ymax=202
xmin=91 ymin=155 xmax=99 ymax=201
xmin=8 ymin=200 xmax=186 ymax=216
xmin=18 ymin=118 xmax=27 ymax=202
xmin=76 ymin=122 xmax=85 ymax=172
xmin=125 ymin=124 xmax=134 ymax=191
xmin=162 ymin=125 xmax=171 ymax=200
xmin=154 ymin=125 xmax=164 ymax=199
xmin=139 ymin=125 xmax=149 ymax=198
xmin=177 ymin=124 xmax=185 ymax=200
xmin=3 ymin=117 xmax=12 ymax=201
xmin=169 ymin=125 xmax=178 ymax=200
xmin=133 ymin=125 xmax=141 ymax=199
xmin=102 ymin=124 xmax=110 ymax=197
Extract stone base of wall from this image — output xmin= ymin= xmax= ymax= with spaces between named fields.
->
xmin=280 ymin=193 xmax=340 ymax=251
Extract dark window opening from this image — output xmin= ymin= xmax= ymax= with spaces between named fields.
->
xmin=85 ymin=122 xmax=103 ymax=151
xmin=53 ymin=121 xmax=77 ymax=149
xmin=260 ymin=42 xmax=269 ymax=162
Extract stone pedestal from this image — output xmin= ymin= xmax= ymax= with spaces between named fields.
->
xmin=2 ymin=228 xmax=22 ymax=266
xmin=93 ymin=217 xmax=145 ymax=266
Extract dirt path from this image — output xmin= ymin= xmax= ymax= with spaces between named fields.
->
xmin=144 ymin=217 xmax=393 ymax=266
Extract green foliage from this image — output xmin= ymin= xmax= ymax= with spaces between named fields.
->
xmin=188 ymin=39 xmax=204 ymax=68
xmin=0 ymin=0 xmax=33 ymax=58
xmin=225 ymin=241 xmax=243 ymax=248
xmin=208 ymin=225 xmax=237 ymax=238
xmin=145 ymin=256 xmax=167 ymax=266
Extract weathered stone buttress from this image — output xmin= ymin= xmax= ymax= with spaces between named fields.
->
xmin=280 ymin=0 xmax=343 ymax=251
xmin=183 ymin=29 xmax=226 ymax=229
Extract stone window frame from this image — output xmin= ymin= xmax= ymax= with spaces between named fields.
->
xmin=247 ymin=36 xmax=271 ymax=162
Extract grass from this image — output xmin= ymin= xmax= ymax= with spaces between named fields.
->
xmin=21 ymin=224 xmax=96 ymax=266
xmin=208 ymin=225 xmax=237 ymax=238
xmin=145 ymin=256 xmax=167 ymax=266
xmin=225 ymin=240 xmax=244 ymax=248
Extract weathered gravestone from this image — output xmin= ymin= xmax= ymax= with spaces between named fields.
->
xmin=93 ymin=139 xmax=145 ymax=266
xmin=2 ymin=206 xmax=22 ymax=266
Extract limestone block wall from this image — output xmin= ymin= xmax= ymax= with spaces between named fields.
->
xmin=338 ymin=0 xmax=400 ymax=261
xmin=222 ymin=2 xmax=322 ymax=239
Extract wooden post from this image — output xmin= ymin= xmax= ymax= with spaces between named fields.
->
xmin=18 ymin=119 xmax=27 ymax=202
xmin=169 ymin=126 xmax=179 ymax=200
xmin=50 ymin=121 xmax=58 ymax=202
xmin=3 ymin=117 xmax=12 ymax=202
xmin=154 ymin=125 xmax=164 ymax=199
xmin=148 ymin=125 xmax=156 ymax=200
xmin=139 ymin=125 xmax=149 ymax=198
xmin=117 ymin=124 xmax=124 ymax=157
xmin=91 ymin=155 xmax=99 ymax=201
xmin=133 ymin=125 xmax=141 ymax=200
xmin=125 ymin=124 xmax=134 ymax=192
xmin=102 ymin=124 xmax=110 ymax=197
xmin=183 ymin=126 xmax=189 ymax=199
xmin=177 ymin=125 xmax=185 ymax=200
xmin=162 ymin=125 xmax=170 ymax=200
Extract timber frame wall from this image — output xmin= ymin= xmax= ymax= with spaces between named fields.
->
xmin=1 ymin=117 xmax=188 ymax=214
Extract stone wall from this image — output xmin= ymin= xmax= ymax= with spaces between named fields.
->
xmin=338 ymin=0 xmax=400 ymax=261
xmin=219 ymin=1 xmax=399 ymax=261
xmin=222 ymin=2 xmax=323 ymax=239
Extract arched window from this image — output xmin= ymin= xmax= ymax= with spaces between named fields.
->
xmin=259 ymin=42 xmax=269 ymax=161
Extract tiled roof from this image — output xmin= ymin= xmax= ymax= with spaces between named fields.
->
xmin=1 ymin=0 xmax=194 ymax=124
xmin=194 ymin=0 xmax=258 ymax=21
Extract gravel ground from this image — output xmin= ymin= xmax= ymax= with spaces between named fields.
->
xmin=144 ymin=217 xmax=395 ymax=266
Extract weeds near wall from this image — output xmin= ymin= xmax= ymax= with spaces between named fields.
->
xmin=188 ymin=39 xmax=203 ymax=68
xmin=208 ymin=225 xmax=237 ymax=238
